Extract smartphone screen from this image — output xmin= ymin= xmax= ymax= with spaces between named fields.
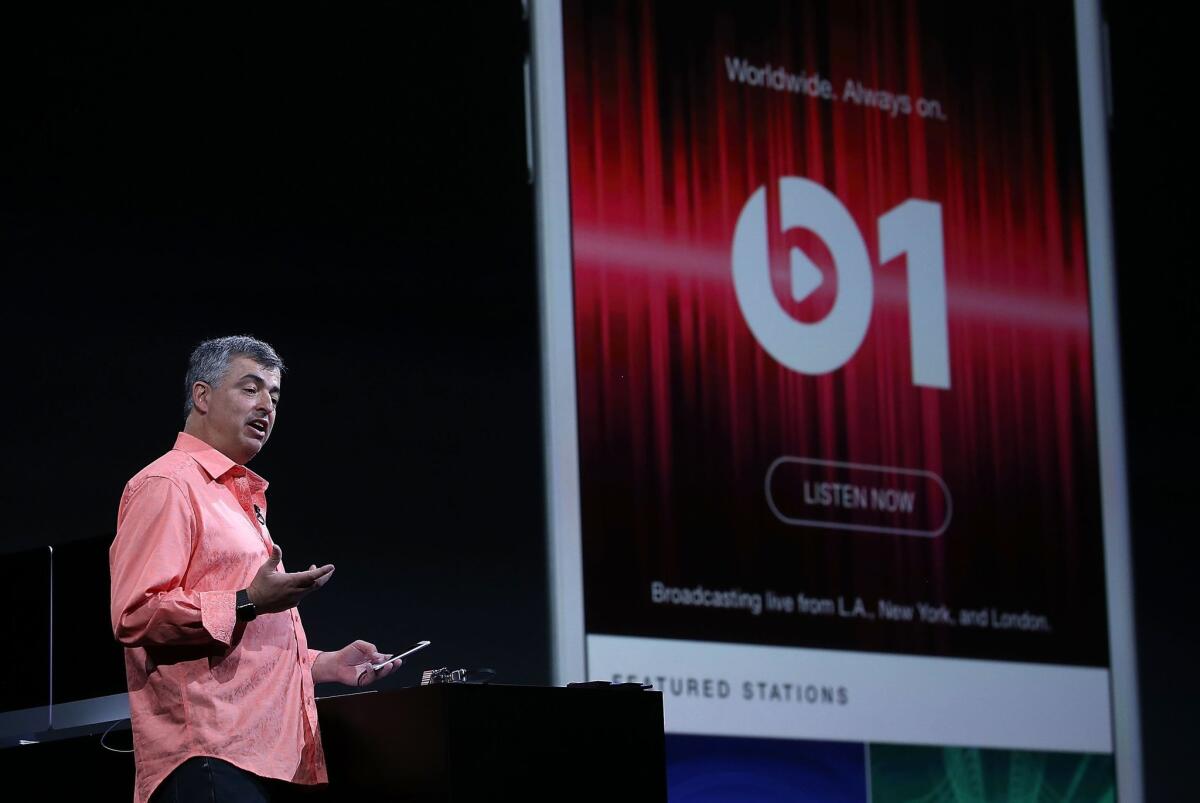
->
xmin=532 ymin=0 xmax=1138 ymax=799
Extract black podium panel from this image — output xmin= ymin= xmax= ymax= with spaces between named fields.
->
xmin=307 ymin=684 xmax=666 ymax=802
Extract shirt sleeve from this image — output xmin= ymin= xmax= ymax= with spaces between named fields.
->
xmin=306 ymin=649 xmax=323 ymax=675
xmin=109 ymin=476 xmax=237 ymax=649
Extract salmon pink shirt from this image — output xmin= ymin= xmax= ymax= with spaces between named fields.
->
xmin=109 ymin=432 xmax=327 ymax=803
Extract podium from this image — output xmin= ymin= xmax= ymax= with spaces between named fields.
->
xmin=299 ymin=684 xmax=666 ymax=802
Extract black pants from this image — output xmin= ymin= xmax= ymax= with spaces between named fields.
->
xmin=150 ymin=756 xmax=279 ymax=803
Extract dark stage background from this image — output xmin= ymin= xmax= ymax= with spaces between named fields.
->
xmin=0 ymin=3 xmax=1193 ymax=800
xmin=0 ymin=4 xmax=547 ymax=689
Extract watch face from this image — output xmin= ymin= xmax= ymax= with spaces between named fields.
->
xmin=236 ymin=590 xmax=255 ymax=621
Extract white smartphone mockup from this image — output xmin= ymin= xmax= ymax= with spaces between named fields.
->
xmin=530 ymin=0 xmax=1140 ymax=799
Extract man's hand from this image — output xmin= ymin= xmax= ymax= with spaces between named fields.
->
xmin=311 ymin=640 xmax=400 ymax=686
xmin=245 ymin=545 xmax=334 ymax=615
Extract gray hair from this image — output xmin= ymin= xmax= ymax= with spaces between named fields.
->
xmin=183 ymin=335 xmax=286 ymax=419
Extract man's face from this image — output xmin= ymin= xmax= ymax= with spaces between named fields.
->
xmin=199 ymin=356 xmax=281 ymax=465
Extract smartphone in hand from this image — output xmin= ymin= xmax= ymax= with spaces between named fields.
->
xmin=371 ymin=640 xmax=430 ymax=671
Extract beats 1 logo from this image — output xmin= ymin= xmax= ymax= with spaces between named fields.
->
xmin=731 ymin=177 xmax=950 ymax=389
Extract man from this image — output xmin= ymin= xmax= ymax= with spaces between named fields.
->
xmin=110 ymin=335 xmax=397 ymax=803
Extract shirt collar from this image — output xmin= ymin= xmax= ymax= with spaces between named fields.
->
xmin=173 ymin=431 xmax=269 ymax=489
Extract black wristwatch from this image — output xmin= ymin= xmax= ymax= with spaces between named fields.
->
xmin=235 ymin=588 xmax=257 ymax=622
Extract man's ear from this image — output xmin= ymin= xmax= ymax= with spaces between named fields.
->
xmin=191 ymin=381 xmax=211 ymax=414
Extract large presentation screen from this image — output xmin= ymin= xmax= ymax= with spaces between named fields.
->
xmin=534 ymin=0 xmax=1136 ymax=799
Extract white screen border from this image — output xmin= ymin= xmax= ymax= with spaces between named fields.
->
xmin=531 ymin=0 xmax=587 ymax=686
xmin=1074 ymin=1 xmax=1143 ymax=799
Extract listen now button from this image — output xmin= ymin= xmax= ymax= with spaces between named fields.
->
xmin=765 ymin=457 xmax=952 ymax=537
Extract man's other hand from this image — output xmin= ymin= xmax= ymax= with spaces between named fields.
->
xmin=245 ymin=544 xmax=334 ymax=614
